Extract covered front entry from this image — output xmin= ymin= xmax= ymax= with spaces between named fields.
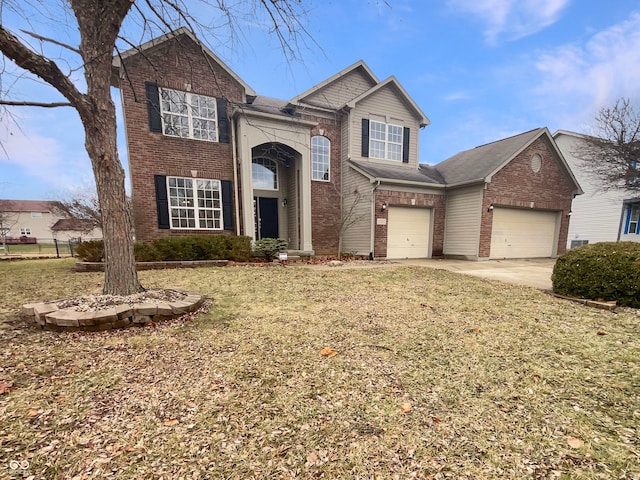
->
xmin=254 ymin=196 xmax=279 ymax=239
xmin=490 ymin=207 xmax=559 ymax=259
xmin=386 ymin=207 xmax=432 ymax=259
xmin=235 ymin=109 xmax=315 ymax=253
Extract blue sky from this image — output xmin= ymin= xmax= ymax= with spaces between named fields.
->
xmin=1 ymin=0 xmax=640 ymax=200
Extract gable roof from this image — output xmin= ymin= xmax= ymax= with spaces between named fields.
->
xmin=290 ymin=60 xmax=378 ymax=106
xmin=345 ymin=76 xmax=430 ymax=127
xmin=349 ymin=160 xmax=444 ymax=187
xmin=435 ymin=127 xmax=581 ymax=193
xmin=0 ymin=199 xmax=56 ymax=213
xmin=112 ymin=27 xmax=256 ymax=95
xmin=51 ymin=218 xmax=96 ymax=232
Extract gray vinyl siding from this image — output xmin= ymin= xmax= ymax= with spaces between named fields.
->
xmin=353 ymin=84 xmax=419 ymax=167
xmin=303 ymin=69 xmax=376 ymax=110
xmin=341 ymin=166 xmax=372 ymax=255
xmin=443 ymin=186 xmax=484 ymax=256
xmin=554 ymin=133 xmax=626 ymax=248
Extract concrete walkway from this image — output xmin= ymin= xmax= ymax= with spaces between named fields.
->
xmin=394 ymin=258 xmax=556 ymax=290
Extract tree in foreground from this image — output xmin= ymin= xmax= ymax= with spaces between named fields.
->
xmin=0 ymin=0 xmax=310 ymax=295
xmin=575 ymin=98 xmax=640 ymax=192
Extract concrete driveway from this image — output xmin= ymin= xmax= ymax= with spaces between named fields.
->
xmin=395 ymin=258 xmax=556 ymax=290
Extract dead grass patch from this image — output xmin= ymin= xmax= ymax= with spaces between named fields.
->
xmin=0 ymin=259 xmax=638 ymax=479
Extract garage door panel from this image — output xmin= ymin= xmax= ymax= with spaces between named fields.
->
xmin=490 ymin=208 xmax=558 ymax=259
xmin=387 ymin=207 xmax=431 ymax=259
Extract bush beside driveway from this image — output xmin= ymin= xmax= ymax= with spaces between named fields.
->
xmin=0 ymin=259 xmax=638 ymax=479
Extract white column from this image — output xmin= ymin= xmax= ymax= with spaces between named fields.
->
xmin=299 ymin=146 xmax=314 ymax=252
xmin=236 ymin=118 xmax=255 ymax=241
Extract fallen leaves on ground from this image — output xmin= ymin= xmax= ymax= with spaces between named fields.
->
xmin=0 ymin=259 xmax=638 ymax=479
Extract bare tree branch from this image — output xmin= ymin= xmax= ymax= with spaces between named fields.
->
xmin=20 ymin=29 xmax=81 ymax=54
xmin=0 ymin=26 xmax=89 ymax=116
xmin=0 ymin=100 xmax=72 ymax=107
xmin=574 ymin=98 xmax=640 ymax=192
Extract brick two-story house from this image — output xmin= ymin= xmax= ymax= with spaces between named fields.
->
xmin=112 ymin=28 xmax=581 ymax=260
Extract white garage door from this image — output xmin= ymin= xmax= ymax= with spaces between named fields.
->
xmin=490 ymin=208 xmax=558 ymax=259
xmin=387 ymin=207 xmax=431 ymax=259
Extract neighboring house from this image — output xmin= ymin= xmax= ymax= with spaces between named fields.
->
xmin=0 ymin=200 xmax=59 ymax=242
xmin=0 ymin=200 xmax=103 ymax=243
xmin=51 ymin=218 xmax=103 ymax=242
xmin=112 ymin=28 xmax=581 ymax=260
xmin=553 ymin=130 xmax=638 ymax=248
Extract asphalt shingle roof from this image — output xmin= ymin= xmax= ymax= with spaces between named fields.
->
xmin=350 ymin=160 xmax=445 ymax=185
xmin=434 ymin=128 xmax=545 ymax=185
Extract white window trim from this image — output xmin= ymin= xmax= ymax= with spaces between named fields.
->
xmin=311 ymin=136 xmax=331 ymax=182
xmin=20 ymin=228 xmax=31 ymax=235
xmin=167 ymin=176 xmax=223 ymax=230
xmin=160 ymin=88 xmax=218 ymax=142
xmin=629 ymin=206 xmax=640 ymax=234
xmin=369 ymin=120 xmax=403 ymax=161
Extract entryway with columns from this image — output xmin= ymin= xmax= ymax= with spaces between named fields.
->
xmin=233 ymin=109 xmax=316 ymax=254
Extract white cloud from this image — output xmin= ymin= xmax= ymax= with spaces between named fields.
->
xmin=0 ymin=123 xmax=93 ymax=196
xmin=531 ymin=11 xmax=640 ymax=128
xmin=443 ymin=91 xmax=473 ymax=101
xmin=447 ymin=0 xmax=570 ymax=43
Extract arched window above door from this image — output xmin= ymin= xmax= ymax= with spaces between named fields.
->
xmin=252 ymin=158 xmax=278 ymax=190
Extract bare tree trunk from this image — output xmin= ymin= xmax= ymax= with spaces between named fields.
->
xmin=73 ymin=0 xmax=142 ymax=295
xmin=83 ymin=106 xmax=142 ymax=294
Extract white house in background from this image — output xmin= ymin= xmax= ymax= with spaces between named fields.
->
xmin=0 ymin=200 xmax=59 ymax=241
xmin=0 ymin=199 xmax=102 ymax=243
xmin=553 ymin=130 xmax=639 ymax=247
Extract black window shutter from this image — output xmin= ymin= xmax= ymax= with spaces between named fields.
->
xmin=154 ymin=175 xmax=170 ymax=229
xmin=402 ymin=127 xmax=410 ymax=164
xmin=221 ymin=180 xmax=234 ymax=230
xmin=361 ymin=119 xmax=369 ymax=157
xmin=217 ymin=98 xmax=230 ymax=143
xmin=145 ymin=82 xmax=162 ymax=133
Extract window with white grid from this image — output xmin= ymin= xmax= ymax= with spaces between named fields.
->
xmin=168 ymin=176 xmax=222 ymax=230
xmin=369 ymin=120 xmax=403 ymax=161
xmin=160 ymin=88 xmax=218 ymax=142
xmin=311 ymin=136 xmax=330 ymax=181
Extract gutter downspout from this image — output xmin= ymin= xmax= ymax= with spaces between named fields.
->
xmin=370 ymin=180 xmax=380 ymax=260
xmin=231 ymin=113 xmax=241 ymax=236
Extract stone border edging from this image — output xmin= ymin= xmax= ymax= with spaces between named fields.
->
xmin=21 ymin=291 xmax=205 ymax=332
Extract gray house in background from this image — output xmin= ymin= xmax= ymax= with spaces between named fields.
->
xmin=553 ymin=130 xmax=640 ymax=248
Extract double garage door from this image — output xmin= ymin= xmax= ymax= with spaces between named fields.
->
xmin=490 ymin=207 xmax=559 ymax=259
xmin=387 ymin=207 xmax=431 ymax=259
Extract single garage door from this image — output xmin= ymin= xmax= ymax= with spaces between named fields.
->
xmin=490 ymin=208 xmax=558 ymax=259
xmin=387 ymin=207 xmax=431 ymax=259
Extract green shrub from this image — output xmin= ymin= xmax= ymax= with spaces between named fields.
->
xmin=134 ymin=242 xmax=162 ymax=262
xmin=228 ymin=236 xmax=252 ymax=262
xmin=77 ymin=235 xmax=253 ymax=263
xmin=75 ymin=240 xmax=104 ymax=262
xmin=253 ymin=238 xmax=288 ymax=262
xmin=552 ymin=241 xmax=640 ymax=307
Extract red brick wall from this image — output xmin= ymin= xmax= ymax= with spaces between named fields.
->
xmin=305 ymin=114 xmax=342 ymax=255
xmin=374 ymin=190 xmax=446 ymax=257
xmin=119 ymin=34 xmax=245 ymax=242
xmin=478 ymin=136 xmax=575 ymax=258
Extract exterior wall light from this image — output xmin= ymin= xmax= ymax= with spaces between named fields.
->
xmin=488 ymin=204 xmax=494 ymax=212
xmin=381 ymin=202 xmax=387 ymax=211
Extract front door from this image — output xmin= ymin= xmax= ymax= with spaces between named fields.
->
xmin=254 ymin=197 xmax=279 ymax=239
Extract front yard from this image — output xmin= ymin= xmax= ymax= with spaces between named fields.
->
xmin=0 ymin=259 xmax=638 ymax=479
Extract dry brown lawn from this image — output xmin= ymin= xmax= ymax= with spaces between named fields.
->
xmin=0 ymin=258 xmax=638 ymax=479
